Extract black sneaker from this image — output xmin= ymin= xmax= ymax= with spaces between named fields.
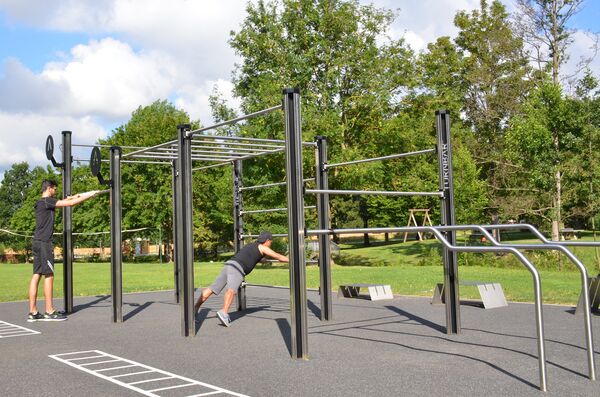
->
xmin=42 ymin=311 xmax=67 ymax=321
xmin=27 ymin=312 xmax=44 ymax=322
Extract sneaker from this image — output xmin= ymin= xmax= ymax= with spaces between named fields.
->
xmin=216 ymin=310 xmax=230 ymax=327
xmin=27 ymin=312 xmax=44 ymax=322
xmin=42 ymin=311 xmax=67 ymax=322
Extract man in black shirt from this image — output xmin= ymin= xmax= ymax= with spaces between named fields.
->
xmin=194 ymin=231 xmax=288 ymax=327
xmin=28 ymin=180 xmax=99 ymax=322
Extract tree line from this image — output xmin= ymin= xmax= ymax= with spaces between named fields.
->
xmin=1 ymin=0 xmax=599 ymax=258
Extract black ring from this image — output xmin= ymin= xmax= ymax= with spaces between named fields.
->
xmin=45 ymin=135 xmax=54 ymax=160
xmin=90 ymin=147 xmax=102 ymax=176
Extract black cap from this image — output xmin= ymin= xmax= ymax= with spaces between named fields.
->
xmin=257 ymin=231 xmax=273 ymax=243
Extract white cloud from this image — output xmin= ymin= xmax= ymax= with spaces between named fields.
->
xmin=0 ymin=112 xmax=108 ymax=172
xmin=0 ymin=38 xmax=178 ymax=120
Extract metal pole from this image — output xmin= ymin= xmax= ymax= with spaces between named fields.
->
xmin=436 ymin=110 xmax=460 ymax=335
xmin=315 ymin=136 xmax=332 ymax=321
xmin=283 ymin=88 xmax=308 ymax=359
xmin=171 ymin=161 xmax=179 ymax=304
xmin=61 ymin=131 xmax=73 ymax=313
xmin=233 ymin=160 xmax=247 ymax=311
xmin=110 ymin=147 xmax=123 ymax=323
xmin=177 ymin=124 xmax=195 ymax=337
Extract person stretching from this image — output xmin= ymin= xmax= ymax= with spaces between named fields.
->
xmin=194 ymin=231 xmax=288 ymax=326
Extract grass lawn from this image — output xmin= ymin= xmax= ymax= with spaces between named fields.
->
xmin=0 ymin=259 xmax=593 ymax=306
xmin=2 ymin=233 xmax=598 ymax=305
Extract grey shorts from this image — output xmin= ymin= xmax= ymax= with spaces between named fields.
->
xmin=32 ymin=240 xmax=55 ymax=275
xmin=209 ymin=261 xmax=245 ymax=295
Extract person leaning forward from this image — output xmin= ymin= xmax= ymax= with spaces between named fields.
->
xmin=27 ymin=180 xmax=100 ymax=322
xmin=194 ymin=231 xmax=288 ymax=327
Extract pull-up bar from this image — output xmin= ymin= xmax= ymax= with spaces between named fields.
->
xmin=305 ymin=189 xmax=443 ymax=197
xmin=325 ymin=148 xmax=436 ymax=170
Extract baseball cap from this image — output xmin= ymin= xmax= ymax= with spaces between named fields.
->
xmin=257 ymin=231 xmax=273 ymax=243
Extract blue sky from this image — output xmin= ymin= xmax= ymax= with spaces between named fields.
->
xmin=0 ymin=0 xmax=598 ymax=183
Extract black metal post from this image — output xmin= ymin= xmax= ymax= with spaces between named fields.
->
xmin=61 ymin=131 xmax=73 ymax=313
xmin=110 ymin=146 xmax=123 ymax=323
xmin=436 ymin=110 xmax=460 ymax=334
xmin=283 ymin=88 xmax=308 ymax=359
xmin=171 ymin=161 xmax=179 ymax=304
xmin=233 ymin=160 xmax=246 ymax=311
xmin=315 ymin=136 xmax=332 ymax=321
xmin=177 ymin=124 xmax=195 ymax=337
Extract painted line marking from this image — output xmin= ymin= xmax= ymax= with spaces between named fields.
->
xmin=97 ymin=364 xmax=139 ymax=372
xmin=49 ymin=350 xmax=249 ymax=396
xmin=0 ymin=321 xmax=40 ymax=338
xmin=129 ymin=376 xmax=174 ymax=385
xmin=111 ymin=370 xmax=155 ymax=378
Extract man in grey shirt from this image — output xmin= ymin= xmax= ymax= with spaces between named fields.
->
xmin=194 ymin=231 xmax=288 ymax=326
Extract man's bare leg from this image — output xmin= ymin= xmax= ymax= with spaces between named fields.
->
xmin=194 ymin=288 xmax=214 ymax=312
xmin=222 ymin=289 xmax=236 ymax=314
xmin=43 ymin=274 xmax=55 ymax=313
xmin=28 ymin=274 xmax=41 ymax=313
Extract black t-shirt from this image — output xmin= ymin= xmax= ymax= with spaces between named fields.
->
xmin=231 ymin=242 xmax=265 ymax=275
xmin=33 ymin=197 xmax=58 ymax=242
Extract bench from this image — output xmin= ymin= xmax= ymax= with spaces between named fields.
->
xmin=338 ymin=284 xmax=394 ymax=301
xmin=575 ymin=275 xmax=600 ymax=314
xmin=432 ymin=281 xmax=508 ymax=309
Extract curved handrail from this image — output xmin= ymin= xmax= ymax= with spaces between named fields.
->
xmin=308 ymin=225 xmax=548 ymax=391
xmin=463 ymin=224 xmax=596 ymax=382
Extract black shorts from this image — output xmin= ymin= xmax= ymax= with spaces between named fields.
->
xmin=32 ymin=240 xmax=55 ymax=275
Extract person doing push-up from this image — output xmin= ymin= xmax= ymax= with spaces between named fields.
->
xmin=194 ymin=231 xmax=288 ymax=326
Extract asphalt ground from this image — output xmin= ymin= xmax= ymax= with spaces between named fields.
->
xmin=1 ymin=286 xmax=599 ymax=396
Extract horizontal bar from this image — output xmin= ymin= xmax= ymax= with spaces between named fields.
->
xmin=189 ymin=105 xmax=283 ymax=135
xmin=122 ymin=139 xmax=177 ymax=158
xmin=242 ymin=233 xmax=289 ymax=238
xmin=241 ymin=206 xmax=316 ymax=215
xmin=325 ymin=148 xmax=436 ymax=169
xmin=190 ymin=139 xmax=285 ymax=150
xmin=240 ymin=178 xmax=315 ymax=192
xmin=305 ymin=189 xmax=443 ymax=197
xmin=192 ymin=162 xmax=233 ymax=172
xmin=72 ymin=144 xmax=144 ymax=149
xmin=155 ymin=145 xmax=283 ymax=155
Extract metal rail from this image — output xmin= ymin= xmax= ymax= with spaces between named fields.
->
xmin=307 ymin=225 xmax=547 ymax=392
xmin=241 ymin=206 xmax=316 ymax=215
xmin=474 ymin=223 xmax=596 ymax=381
xmin=240 ymin=178 xmax=315 ymax=192
xmin=305 ymin=189 xmax=444 ymax=197
xmin=325 ymin=148 xmax=436 ymax=170
xmin=189 ymin=105 xmax=283 ymax=135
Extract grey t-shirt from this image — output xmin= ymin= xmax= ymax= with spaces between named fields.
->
xmin=33 ymin=197 xmax=57 ymax=242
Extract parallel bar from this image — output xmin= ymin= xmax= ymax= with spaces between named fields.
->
xmin=62 ymin=131 xmax=74 ymax=313
xmin=76 ymin=159 xmax=173 ymax=166
xmin=315 ymin=135 xmax=332 ymax=321
xmin=110 ymin=146 xmax=123 ymax=323
xmin=481 ymin=223 xmax=596 ymax=381
xmin=306 ymin=225 xmax=546 ymax=391
xmin=325 ymin=148 xmax=436 ymax=170
xmin=283 ymin=88 xmax=308 ymax=359
xmin=306 ymin=189 xmax=443 ymax=197
xmin=189 ymin=105 xmax=282 ymax=135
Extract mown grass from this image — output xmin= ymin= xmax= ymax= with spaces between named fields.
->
xmin=3 ymin=231 xmax=599 ymax=305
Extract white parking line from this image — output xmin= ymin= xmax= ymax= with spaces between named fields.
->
xmin=49 ymin=350 xmax=249 ymax=397
xmin=0 ymin=321 xmax=40 ymax=338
